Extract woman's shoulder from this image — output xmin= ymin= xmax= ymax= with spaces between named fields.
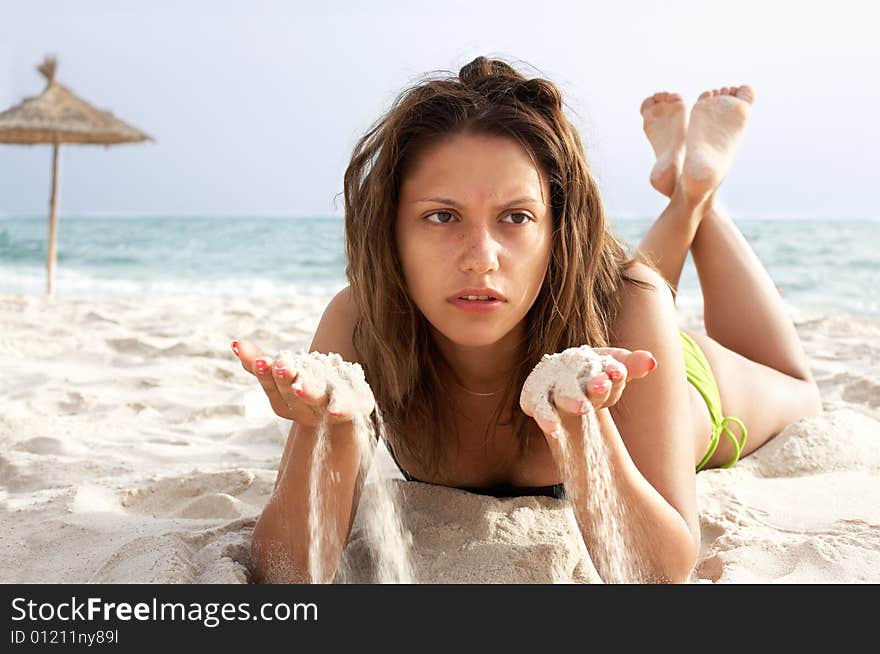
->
xmin=309 ymin=285 xmax=360 ymax=363
xmin=612 ymin=261 xmax=678 ymax=344
xmin=620 ymin=260 xmax=671 ymax=295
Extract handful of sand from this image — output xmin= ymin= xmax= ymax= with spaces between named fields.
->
xmin=274 ymin=350 xmax=375 ymax=417
xmin=520 ymin=345 xmax=617 ymax=424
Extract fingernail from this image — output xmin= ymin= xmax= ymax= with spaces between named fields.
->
xmin=592 ymin=380 xmax=610 ymax=393
xmin=329 ymin=410 xmax=342 ymax=417
xmin=231 ymin=341 xmax=239 ymax=356
xmin=647 ymin=357 xmax=657 ymax=371
xmin=606 ymin=367 xmax=622 ymax=382
xmin=254 ymin=359 xmax=267 ymax=374
xmin=292 ymin=382 xmax=304 ymax=396
xmin=274 ymin=365 xmax=288 ymax=379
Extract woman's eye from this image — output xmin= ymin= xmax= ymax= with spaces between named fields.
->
xmin=425 ymin=211 xmax=455 ymax=224
xmin=502 ymin=213 xmax=532 ymax=225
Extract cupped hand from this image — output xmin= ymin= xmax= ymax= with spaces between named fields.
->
xmin=520 ymin=345 xmax=657 ymax=439
xmin=231 ymin=340 xmax=370 ymax=428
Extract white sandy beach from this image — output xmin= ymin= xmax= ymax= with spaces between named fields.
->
xmin=1 ymin=292 xmax=878 ymax=584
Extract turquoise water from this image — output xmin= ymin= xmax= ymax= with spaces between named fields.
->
xmin=1 ymin=216 xmax=877 ymax=315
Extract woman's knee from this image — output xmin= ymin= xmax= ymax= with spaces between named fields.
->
xmin=797 ymin=377 xmax=823 ymax=420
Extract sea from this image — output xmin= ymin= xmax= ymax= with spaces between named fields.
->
xmin=0 ymin=216 xmax=877 ymax=315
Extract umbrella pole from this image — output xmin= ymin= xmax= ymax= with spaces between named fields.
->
xmin=46 ymin=142 xmax=60 ymax=296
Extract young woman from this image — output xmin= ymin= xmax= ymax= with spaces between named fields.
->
xmin=232 ymin=57 xmax=821 ymax=584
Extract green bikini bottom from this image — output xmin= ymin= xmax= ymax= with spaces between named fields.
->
xmin=680 ymin=330 xmax=748 ymax=472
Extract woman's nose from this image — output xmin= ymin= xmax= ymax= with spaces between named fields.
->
xmin=459 ymin=225 xmax=500 ymax=273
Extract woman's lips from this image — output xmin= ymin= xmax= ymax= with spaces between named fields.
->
xmin=448 ymin=297 xmax=504 ymax=313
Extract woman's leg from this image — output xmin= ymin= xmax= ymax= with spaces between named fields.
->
xmin=638 ymin=188 xmax=701 ymax=294
xmin=638 ymin=86 xmax=821 ymax=467
xmin=640 ymin=85 xmax=814 ymax=381
xmin=637 ymin=92 xmax=694 ymax=293
xmin=691 ymin=196 xmax=812 ymax=380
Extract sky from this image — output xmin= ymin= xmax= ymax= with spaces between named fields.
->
xmin=1 ymin=0 xmax=878 ymax=220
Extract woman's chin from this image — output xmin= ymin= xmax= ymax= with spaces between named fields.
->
xmin=437 ymin=327 xmax=508 ymax=349
xmin=425 ymin=310 xmax=521 ymax=349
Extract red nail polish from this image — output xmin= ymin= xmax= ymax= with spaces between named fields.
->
xmin=607 ymin=368 xmax=621 ymax=381
xmin=274 ymin=366 xmax=288 ymax=379
xmin=231 ymin=341 xmax=239 ymax=355
xmin=647 ymin=357 xmax=657 ymax=371
xmin=255 ymin=359 xmax=266 ymax=374
xmin=292 ymin=382 xmax=304 ymax=396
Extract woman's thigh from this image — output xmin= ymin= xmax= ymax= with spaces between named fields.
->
xmin=684 ymin=330 xmax=819 ymax=469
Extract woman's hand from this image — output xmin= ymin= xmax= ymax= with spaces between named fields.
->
xmin=520 ymin=345 xmax=657 ymax=439
xmin=231 ymin=340 xmax=373 ymax=428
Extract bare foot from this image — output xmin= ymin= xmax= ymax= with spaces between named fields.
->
xmin=681 ymin=85 xmax=755 ymax=201
xmin=640 ymin=92 xmax=688 ymax=198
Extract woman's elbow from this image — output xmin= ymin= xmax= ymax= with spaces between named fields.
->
xmin=670 ymin=550 xmax=699 ymax=584
xmin=646 ymin=551 xmax=698 ymax=584
xmin=646 ymin=524 xmax=700 ymax=584
xmin=250 ymin=506 xmax=310 ymax=584
xmin=668 ymin=526 xmax=701 ymax=584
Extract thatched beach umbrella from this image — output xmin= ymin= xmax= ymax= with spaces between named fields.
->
xmin=0 ymin=57 xmax=152 ymax=295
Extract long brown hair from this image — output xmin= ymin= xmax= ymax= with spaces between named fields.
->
xmin=343 ymin=56 xmax=650 ymax=479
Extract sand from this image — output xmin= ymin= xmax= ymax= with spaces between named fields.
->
xmin=1 ymin=293 xmax=878 ymax=584
xmin=520 ymin=345 xmax=615 ymax=432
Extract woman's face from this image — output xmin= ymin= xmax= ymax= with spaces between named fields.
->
xmin=395 ymin=131 xmax=554 ymax=349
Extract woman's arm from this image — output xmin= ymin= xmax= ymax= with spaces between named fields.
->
xmin=248 ymin=286 xmax=370 ymax=583
xmin=548 ymin=262 xmax=700 ymax=583
xmin=611 ymin=261 xmax=701 ymax=580
xmin=251 ymin=418 xmax=366 ymax=584
xmin=551 ymin=407 xmax=698 ymax=583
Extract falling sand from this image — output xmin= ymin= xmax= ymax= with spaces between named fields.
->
xmin=277 ymin=345 xmax=646 ymax=583
xmin=275 ymin=350 xmax=414 ymax=583
xmin=521 ymin=345 xmax=645 ymax=583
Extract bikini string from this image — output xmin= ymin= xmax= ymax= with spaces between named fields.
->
xmin=719 ymin=416 xmax=748 ymax=469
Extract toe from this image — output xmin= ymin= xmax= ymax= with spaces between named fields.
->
xmin=735 ymin=84 xmax=756 ymax=104
xmin=640 ymin=96 xmax=657 ymax=114
xmin=698 ymin=90 xmax=713 ymax=101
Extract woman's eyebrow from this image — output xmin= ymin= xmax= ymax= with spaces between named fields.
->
xmin=414 ymin=195 xmax=542 ymax=208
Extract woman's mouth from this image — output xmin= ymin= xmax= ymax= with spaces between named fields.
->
xmin=449 ymin=296 xmax=504 ymax=312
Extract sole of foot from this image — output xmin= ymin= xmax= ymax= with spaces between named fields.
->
xmin=681 ymin=85 xmax=755 ymax=201
xmin=641 ymin=92 xmax=688 ymax=198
